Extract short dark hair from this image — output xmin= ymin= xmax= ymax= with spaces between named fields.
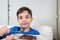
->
xmin=17 ymin=7 xmax=32 ymax=18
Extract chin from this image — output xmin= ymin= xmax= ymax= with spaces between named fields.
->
xmin=21 ymin=26 xmax=28 ymax=28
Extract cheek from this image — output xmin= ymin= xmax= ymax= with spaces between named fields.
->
xmin=17 ymin=20 xmax=22 ymax=24
xmin=27 ymin=18 xmax=32 ymax=23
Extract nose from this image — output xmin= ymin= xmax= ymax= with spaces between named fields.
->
xmin=22 ymin=18 xmax=26 ymax=22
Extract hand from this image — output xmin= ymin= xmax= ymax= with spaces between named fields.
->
xmin=0 ymin=25 xmax=10 ymax=36
xmin=2 ymin=34 xmax=14 ymax=40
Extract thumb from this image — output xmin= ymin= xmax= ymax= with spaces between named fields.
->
xmin=7 ymin=34 xmax=14 ymax=40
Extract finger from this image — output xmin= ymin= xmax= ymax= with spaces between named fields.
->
xmin=0 ymin=26 xmax=8 ymax=36
xmin=6 ymin=29 xmax=10 ymax=34
xmin=7 ymin=34 xmax=14 ymax=40
xmin=0 ymin=28 xmax=5 ymax=36
xmin=3 ymin=26 xmax=9 ymax=34
xmin=0 ymin=31 xmax=3 ymax=36
xmin=0 ymin=28 xmax=3 ymax=36
xmin=0 ymin=26 xmax=9 ymax=34
xmin=0 ymin=27 xmax=7 ymax=34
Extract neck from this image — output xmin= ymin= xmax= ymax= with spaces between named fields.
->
xmin=21 ymin=26 xmax=30 ymax=32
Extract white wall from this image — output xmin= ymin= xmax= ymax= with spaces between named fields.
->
xmin=0 ymin=0 xmax=8 ymax=25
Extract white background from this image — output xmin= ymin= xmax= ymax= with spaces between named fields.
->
xmin=0 ymin=0 xmax=8 ymax=25
xmin=0 ymin=0 xmax=57 ymax=40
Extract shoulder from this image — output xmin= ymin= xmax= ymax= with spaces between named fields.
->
xmin=10 ymin=26 xmax=20 ymax=31
xmin=30 ymin=28 xmax=40 ymax=35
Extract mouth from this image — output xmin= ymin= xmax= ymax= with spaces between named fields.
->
xmin=22 ymin=23 xmax=28 ymax=25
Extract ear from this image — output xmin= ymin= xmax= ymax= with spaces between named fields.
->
xmin=17 ymin=19 xmax=19 ymax=22
xmin=31 ymin=18 xmax=33 ymax=22
xmin=17 ymin=19 xmax=20 ymax=24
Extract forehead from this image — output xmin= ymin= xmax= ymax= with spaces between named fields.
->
xmin=18 ymin=11 xmax=30 ymax=16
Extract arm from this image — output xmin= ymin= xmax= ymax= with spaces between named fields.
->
xmin=1 ymin=34 xmax=14 ymax=40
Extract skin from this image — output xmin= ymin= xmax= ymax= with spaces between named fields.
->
xmin=0 ymin=26 xmax=10 ymax=36
xmin=2 ymin=34 xmax=14 ymax=40
xmin=0 ymin=11 xmax=33 ymax=40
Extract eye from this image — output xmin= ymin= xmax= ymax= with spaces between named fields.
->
xmin=19 ymin=16 xmax=23 ymax=19
xmin=26 ymin=16 xmax=29 ymax=19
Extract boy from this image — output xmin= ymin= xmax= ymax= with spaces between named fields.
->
xmin=0 ymin=7 xmax=40 ymax=40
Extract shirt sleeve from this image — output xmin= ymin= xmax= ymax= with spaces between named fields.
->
xmin=0 ymin=36 xmax=3 ymax=39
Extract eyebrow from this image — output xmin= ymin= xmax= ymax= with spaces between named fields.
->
xmin=25 ymin=15 xmax=30 ymax=16
xmin=18 ymin=14 xmax=31 ymax=18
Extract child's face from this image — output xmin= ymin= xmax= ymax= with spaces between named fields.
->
xmin=17 ymin=11 xmax=33 ymax=28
